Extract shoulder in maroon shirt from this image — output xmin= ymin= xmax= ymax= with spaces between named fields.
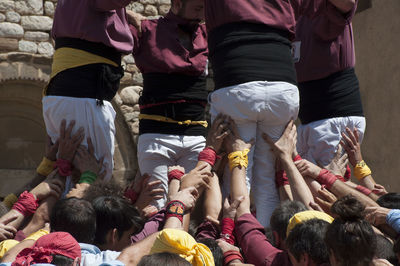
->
xmin=130 ymin=11 xmax=208 ymax=76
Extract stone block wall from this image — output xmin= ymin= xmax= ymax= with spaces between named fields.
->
xmin=0 ymin=0 xmax=172 ymax=184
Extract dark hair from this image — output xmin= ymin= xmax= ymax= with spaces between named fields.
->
xmin=270 ymin=200 xmax=307 ymax=242
xmin=286 ymin=219 xmax=330 ymax=264
xmin=51 ymin=254 xmax=75 ymax=266
xmin=376 ymin=235 xmax=398 ymax=265
xmin=138 ymin=252 xmax=191 ymax=266
xmin=83 ymin=179 xmax=124 ymax=203
xmin=377 ymin=193 xmax=400 ymax=209
xmin=197 ymin=238 xmax=223 ymax=266
xmin=325 ymin=195 xmax=377 ymax=266
xmin=50 ymin=198 xmax=96 ymax=244
xmin=92 ymin=196 xmax=144 ymax=246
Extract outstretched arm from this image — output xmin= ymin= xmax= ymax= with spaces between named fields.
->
xmin=263 ymin=121 xmax=315 ymax=209
xmin=295 ymin=159 xmax=379 ymax=208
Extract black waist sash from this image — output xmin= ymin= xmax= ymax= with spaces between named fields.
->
xmin=46 ymin=38 xmax=124 ymax=102
xmin=298 ymin=68 xmax=364 ymax=124
xmin=139 ymin=73 xmax=208 ymax=136
xmin=208 ymin=22 xmax=297 ymax=90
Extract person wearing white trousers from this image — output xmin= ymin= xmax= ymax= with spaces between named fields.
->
xmin=209 ymin=81 xmax=299 ymax=227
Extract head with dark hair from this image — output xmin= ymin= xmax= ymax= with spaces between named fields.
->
xmin=270 ymin=200 xmax=307 ymax=249
xmin=286 ymin=219 xmax=330 ymax=265
xmin=92 ymin=196 xmax=144 ymax=251
xmin=138 ymin=252 xmax=191 ymax=266
xmin=83 ymin=179 xmax=124 ymax=203
xmin=325 ymin=195 xmax=377 ymax=266
xmin=377 ymin=193 xmax=400 ymax=209
xmin=50 ymin=198 xmax=96 ymax=244
xmin=170 ymin=0 xmax=204 ymax=30
xmin=394 ymin=237 xmax=400 ymax=265
xmin=197 ymin=238 xmax=223 ymax=266
xmin=51 ymin=254 xmax=76 ymax=266
xmin=376 ymin=235 xmax=398 ymax=265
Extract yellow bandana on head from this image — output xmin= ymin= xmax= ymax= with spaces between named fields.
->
xmin=286 ymin=210 xmax=334 ymax=237
xmin=150 ymin=229 xmax=215 ymax=266
xmin=0 ymin=239 xmax=19 ymax=258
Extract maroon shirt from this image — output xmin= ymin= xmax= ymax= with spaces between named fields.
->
xmin=235 ymin=213 xmax=292 ymax=266
xmin=295 ymin=1 xmax=358 ymax=82
xmin=205 ymin=0 xmax=320 ymax=39
xmin=52 ymin=0 xmax=133 ymax=54
xmin=130 ymin=11 xmax=208 ymax=76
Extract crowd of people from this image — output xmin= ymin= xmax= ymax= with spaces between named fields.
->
xmin=1 ymin=0 xmax=399 ymax=265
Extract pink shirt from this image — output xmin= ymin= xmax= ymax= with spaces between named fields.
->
xmin=295 ymin=1 xmax=358 ymax=82
xmin=52 ymin=0 xmax=133 ymax=54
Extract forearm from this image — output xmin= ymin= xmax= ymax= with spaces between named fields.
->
xmin=203 ymin=173 xmax=222 ymax=222
xmin=1 ymin=239 xmax=35 ymax=262
xmin=231 ymin=167 xmax=251 ymax=218
xmin=278 ymin=185 xmax=293 ymax=202
xmin=328 ymin=0 xmax=356 ymax=13
xmin=360 ymin=175 xmax=376 ymax=190
xmin=117 ymin=233 xmax=158 ymax=266
xmin=281 ymin=158 xmax=314 ymax=208
xmin=167 ymin=180 xmax=180 ymax=200
xmin=329 ymin=180 xmax=379 ymax=207
xmin=0 ymin=210 xmax=25 ymax=230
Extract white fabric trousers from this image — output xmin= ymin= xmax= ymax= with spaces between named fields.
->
xmin=297 ymin=116 xmax=366 ymax=166
xmin=42 ymin=96 xmax=116 ymax=181
xmin=137 ymin=133 xmax=206 ymax=209
xmin=209 ymin=80 xmax=299 ymax=227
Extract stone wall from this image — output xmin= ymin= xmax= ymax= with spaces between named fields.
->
xmin=0 ymin=0 xmax=171 ymax=189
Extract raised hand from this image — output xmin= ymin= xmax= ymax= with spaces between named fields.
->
xmin=44 ymin=135 xmax=59 ymax=161
xmin=180 ymin=164 xmax=212 ymax=190
xmin=225 ymin=117 xmax=254 ymax=153
xmin=314 ymin=187 xmax=337 ymax=215
xmin=169 ymin=187 xmax=199 ymax=211
xmin=206 ymin=113 xmax=230 ymax=153
xmin=73 ymin=138 xmax=104 ymax=176
xmin=222 ymin=196 xmax=244 ymax=220
xmin=30 ymin=171 xmax=65 ymax=200
xmin=340 ymin=127 xmax=363 ymax=167
xmin=294 ymin=159 xmax=322 ymax=179
xmin=0 ymin=216 xmax=17 ymax=241
xmin=322 ymin=145 xmax=348 ymax=177
xmin=134 ymin=174 xmax=165 ymax=211
xmin=262 ymin=120 xmax=297 ymax=160
xmin=57 ymin=120 xmax=84 ymax=161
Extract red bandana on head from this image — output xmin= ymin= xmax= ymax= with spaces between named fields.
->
xmin=12 ymin=232 xmax=81 ymax=266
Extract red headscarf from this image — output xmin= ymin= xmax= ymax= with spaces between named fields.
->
xmin=12 ymin=232 xmax=81 ymax=266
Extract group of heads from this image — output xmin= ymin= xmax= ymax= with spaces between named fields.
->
xmin=271 ymin=195 xmax=400 ymax=266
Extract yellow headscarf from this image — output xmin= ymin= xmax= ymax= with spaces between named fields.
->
xmin=286 ymin=210 xmax=334 ymax=237
xmin=0 ymin=239 xmax=19 ymax=258
xmin=151 ymin=229 xmax=215 ymax=266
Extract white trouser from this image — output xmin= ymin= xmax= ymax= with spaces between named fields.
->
xmin=297 ymin=116 xmax=366 ymax=166
xmin=42 ymin=96 xmax=116 ymax=181
xmin=137 ymin=133 xmax=206 ymax=209
xmin=209 ymin=81 xmax=299 ymax=227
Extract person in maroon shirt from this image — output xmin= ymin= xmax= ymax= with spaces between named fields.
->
xmin=126 ymin=0 xmax=209 ymax=209
xmin=295 ymin=0 xmax=365 ymax=175
xmin=43 ymin=0 xmax=134 ymax=181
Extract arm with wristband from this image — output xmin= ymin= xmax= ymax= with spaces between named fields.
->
xmin=295 ymin=159 xmax=379 ymax=208
xmin=340 ymin=127 xmax=376 ymax=190
xmin=263 ymin=120 xmax=315 ymax=209
xmin=167 ymin=166 xmax=185 ymax=200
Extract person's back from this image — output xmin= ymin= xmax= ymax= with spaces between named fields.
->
xmin=294 ymin=0 xmax=365 ymax=172
xmin=205 ymin=0 xmax=306 ymax=227
xmin=43 ymin=0 xmax=134 ymax=181
xmin=127 ymin=0 xmax=209 ymax=209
